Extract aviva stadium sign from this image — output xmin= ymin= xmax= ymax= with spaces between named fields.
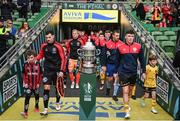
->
xmin=62 ymin=9 xmax=119 ymax=23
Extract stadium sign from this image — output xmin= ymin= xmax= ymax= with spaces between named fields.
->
xmin=3 ymin=75 xmax=18 ymax=103
xmin=62 ymin=3 xmax=119 ymax=10
xmin=0 ymin=61 xmax=23 ymax=115
xmin=157 ymin=76 xmax=169 ymax=103
xmin=62 ymin=9 xmax=119 ymax=23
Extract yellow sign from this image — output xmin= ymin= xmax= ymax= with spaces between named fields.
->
xmin=62 ymin=9 xmax=119 ymax=23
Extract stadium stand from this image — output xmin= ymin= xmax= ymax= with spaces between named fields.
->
xmin=124 ymin=2 xmax=179 ymax=59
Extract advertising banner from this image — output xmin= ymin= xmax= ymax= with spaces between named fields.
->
xmin=62 ymin=3 xmax=119 ymax=10
xmin=156 ymin=66 xmax=180 ymax=119
xmin=62 ymin=9 xmax=119 ymax=23
xmin=0 ymin=62 xmax=23 ymax=115
xmin=80 ymin=73 xmax=96 ymax=120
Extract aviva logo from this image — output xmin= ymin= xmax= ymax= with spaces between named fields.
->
xmin=84 ymin=12 xmax=115 ymax=20
xmin=62 ymin=10 xmax=118 ymax=23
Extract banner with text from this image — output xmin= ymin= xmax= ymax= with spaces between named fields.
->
xmin=0 ymin=62 xmax=23 ymax=115
xmin=62 ymin=3 xmax=119 ymax=10
xmin=62 ymin=9 xmax=119 ymax=23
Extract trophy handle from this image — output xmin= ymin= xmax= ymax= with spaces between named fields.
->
xmin=77 ymin=49 xmax=83 ymax=57
xmin=96 ymin=49 xmax=101 ymax=56
xmin=96 ymin=49 xmax=101 ymax=55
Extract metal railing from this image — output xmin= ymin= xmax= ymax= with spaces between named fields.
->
xmin=0 ymin=4 xmax=58 ymax=76
xmin=120 ymin=3 xmax=180 ymax=89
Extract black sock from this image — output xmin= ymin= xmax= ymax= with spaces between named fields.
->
xmin=56 ymin=88 xmax=60 ymax=103
xmin=24 ymin=89 xmax=31 ymax=113
xmin=64 ymin=79 xmax=67 ymax=85
xmin=64 ymin=73 xmax=67 ymax=85
xmin=43 ymin=90 xmax=50 ymax=108
xmin=100 ymin=84 xmax=104 ymax=86
xmin=34 ymin=89 xmax=39 ymax=109
xmin=106 ymin=88 xmax=110 ymax=96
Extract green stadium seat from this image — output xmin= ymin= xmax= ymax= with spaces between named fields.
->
xmin=159 ymin=28 xmax=169 ymax=32
xmin=144 ymin=24 xmax=153 ymax=28
xmin=146 ymin=14 xmax=152 ymax=19
xmin=165 ymin=52 xmax=174 ymax=59
xmin=12 ymin=15 xmax=18 ymax=20
xmin=13 ymin=21 xmax=22 ymax=26
xmin=14 ymin=12 xmax=19 ymax=16
xmin=27 ymin=13 xmax=32 ymax=19
xmin=147 ymin=27 xmax=157 ymax=32
xmin=27 ymin=18 xmax=33 ymax=22
xmin=132 ymin=11 xmax=136 ymax=16
xmin=170 ymin=27 xmax=180 ymax=33
xmin=164 ymin=31 xmax=176 ymax=36
xmin=151 ymin=31 xmax=163 ymax=36
xmin=31 ymin=15 xmax=36 ymax=19
xmin=146 ymin=12 xmax=151 ymax=16
xmin=34 ymin=13 xmax=39 ymax=16
xmin=16 ymin=18 xmax=26 ymax=22
xmin=28 ymin=13 xmax=32 ymax=16
xmin=155 ymin=35 xmax=168 ymax=44
xmin=160 ymin=41 xmax=175 ymax=53
xmin=14 ymin=25 xmax=19 ymax=29
xmin=28 ymin=22 xmax=34 ymax=28
xmin=169 ymin=36 xmax=177 ymax=42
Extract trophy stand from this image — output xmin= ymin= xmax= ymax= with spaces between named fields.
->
xmin=77 ymin=39 xmax=100 ymax=121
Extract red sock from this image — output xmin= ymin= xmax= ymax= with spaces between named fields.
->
xmin=76 ymin=72 xmax=80 ymax=84
xmin=69 ymin=72 xmax=74 ymax=82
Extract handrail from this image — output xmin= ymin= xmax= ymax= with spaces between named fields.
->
xmin=0 ymin=4 xmax=58 ymax=74
xmin=120 ymin=3 xmax=180 ymax=89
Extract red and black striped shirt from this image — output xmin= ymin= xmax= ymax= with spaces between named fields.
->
xmin=23 ymin=61 xmax=42 ymax=89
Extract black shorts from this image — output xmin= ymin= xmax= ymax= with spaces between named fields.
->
xmin=119 ymin=73 xmax=137 ymax=86
xmin=42 ymin=71 xmax=57 ymax=85
xmin=144 ymin=87 xmax=156 ymax=93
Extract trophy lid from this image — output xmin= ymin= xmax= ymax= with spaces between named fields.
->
xmin=82 ymin=36 xmax=95 ymax=50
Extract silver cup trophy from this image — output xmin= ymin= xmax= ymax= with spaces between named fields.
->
xmin=77 ymin=39 xmax=100 ymax=74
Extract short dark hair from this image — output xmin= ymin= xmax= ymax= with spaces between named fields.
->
xmin=112 ymin=30 xmax=119 ymax=35
xmin=125 ymin=30 xmax=134 ymax=35
xmin=46 ymin=31 xmax=54 ymax=35
xmin=149 ymin=54 xmax=157 ymax=61
xmin=105 ymin=30 xmax=111 ymax=33
xmin=26 ymin=49 xmax=36 ymax=57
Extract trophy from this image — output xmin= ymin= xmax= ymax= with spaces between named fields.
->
xmin=77 ymin=38 xmax=100 ymax=74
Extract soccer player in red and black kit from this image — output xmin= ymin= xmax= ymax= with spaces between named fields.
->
xmin=36 ymin=31 xmax=65 ymax=116
xmin=79 ymin=30 xmax=88 ymax=45
xmin=104 ymin=30 xmax=111 ymax=41
xmin=20 ymin=50 xmax=42 ymax=118
xmin=101 ymin=30 xmax=123 ymax=99
xmin=117 ymin=30 xmax=146 ymax=119
xmin=66 ymin=29 xmax=84 ymax=89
